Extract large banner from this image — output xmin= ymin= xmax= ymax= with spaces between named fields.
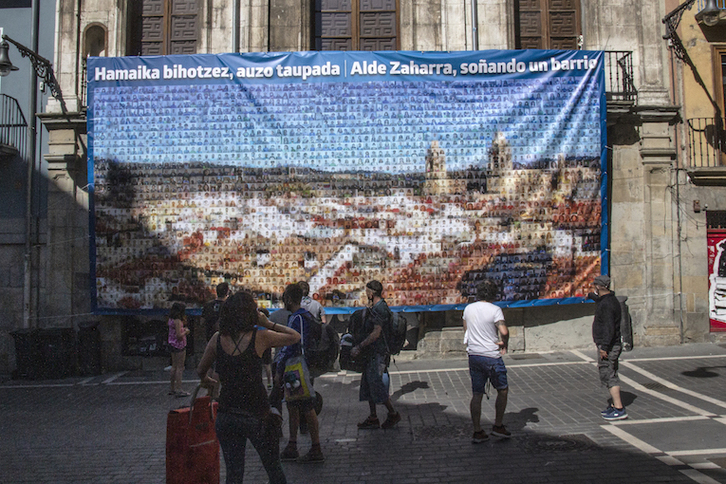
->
xmin=87 ymin=50 xmax=607 ymax=314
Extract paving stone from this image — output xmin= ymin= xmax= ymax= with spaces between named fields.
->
xmin=2 ymin=344 xmax=726 ymax=482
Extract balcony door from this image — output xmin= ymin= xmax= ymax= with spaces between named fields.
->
xmin=515 ymin=0 xmax=581 ymax=50
xmin=314 ymin=0 xmax=398 ymax=51
xmin=127 ymin=0 xmax=199 ymax=56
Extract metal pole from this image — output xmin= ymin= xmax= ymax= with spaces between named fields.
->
xmin=22 ymin=0 xmax=40 ymax=329
xmin=471 ymin=0 xmax=478 ymax=50
xmin=233 ymin=0 xmax=240 ymax=53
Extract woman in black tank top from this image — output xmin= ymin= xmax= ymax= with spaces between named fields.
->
xmin=197 ymin=292 xmax=300 ymax=484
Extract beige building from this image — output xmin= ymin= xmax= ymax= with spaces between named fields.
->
xmin=2 ymin=0 xmax=726 ymax=374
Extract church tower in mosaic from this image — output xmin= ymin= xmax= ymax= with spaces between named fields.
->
xmin=423 ymin=140 xmax=449 ymax=195
xmin=486 ymin=131 xmax=513 ymax=195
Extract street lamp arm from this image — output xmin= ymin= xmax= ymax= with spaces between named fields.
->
xmin=663 ymin=0 xmax=698 ymax=32
xmin=662 ymin=0 xmax=698 ymax=63
xmin=661 ymin=0 xmax=723 ymax=127
xmin=2 ymin=34 xmax=63 ymax=101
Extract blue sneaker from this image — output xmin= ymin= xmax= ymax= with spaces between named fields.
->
xmin=601 ymin=404 xmax=614 ymax=416
xmin=602 ymin=406 xmax=628 ymax=421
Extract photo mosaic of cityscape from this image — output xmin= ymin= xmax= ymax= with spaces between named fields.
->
xmin=90 ymin=75 xmax=603 ymax=311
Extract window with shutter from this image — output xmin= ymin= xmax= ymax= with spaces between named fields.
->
xmin=127 ymin=0 xmax=199 ymax=56
xmin=314 ymin=0 xmax=398 ymax=51
xmin=515 ymin=0 xmax=580 ymax=50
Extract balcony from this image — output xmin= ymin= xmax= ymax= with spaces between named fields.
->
xmin=685 ymin=117 xmax=726 ymax=185
xmin=604 ymin=51 xmax=637 ymax=105
xmin=0 ymin=94 xmax=27 ymax=159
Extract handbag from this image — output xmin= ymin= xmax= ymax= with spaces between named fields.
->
xmin=283 ymin=313 xmax=314 ymax=401
xmin=166 ymin=385 xmax=220 ymax=484
xmin=339 ymin=333 xmax=367 ymax=373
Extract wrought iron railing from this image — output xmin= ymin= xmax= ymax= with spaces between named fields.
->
xmin=687 ymin=117 xmax=726 ymax=168
xmin=81 ymin=57 xmax=87 ymax=109
xmin=604 ymin=51 xmax=637 ymax=103
xmin=0 ymin=94 xmax=27 ymax=158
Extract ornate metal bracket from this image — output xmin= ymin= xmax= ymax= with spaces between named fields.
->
xmin=1 ymin=34 xmax=63 ymax=102
xmin=662 ymin=0 xmax=698 ymax=63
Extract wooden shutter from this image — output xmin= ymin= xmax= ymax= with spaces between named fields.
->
xmin=140 ymin=0 xmax=166 ymax=55
xmin=169 ymin=0 xmax=199 ymax=55
xmin=130 ymin=0 xmax=198 ymax=56
xmin=315 ymin=0 xmax=354 ymax=51
xmin=358 ymin=0 xmax=397 ymax=51
xmin=315 ymin=0 xmax=398 ymax=51
xmin=548 ymin=0 xmax=579 ymax=49
xmin=517 ymin=0 xmax=544 ymax=49
xmin=516 ymin=0 xmax=580 ymax=50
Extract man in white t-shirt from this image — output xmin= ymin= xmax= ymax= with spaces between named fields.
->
xmin=463 ymin=280 xmax=510 ymax=443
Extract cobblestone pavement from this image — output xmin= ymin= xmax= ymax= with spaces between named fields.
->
xmin=2 ymin=343 xmax=726 ymax=483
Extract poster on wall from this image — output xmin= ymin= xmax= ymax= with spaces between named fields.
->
xmin=86 ymin=50 xmax=607 ymax=314
xmin=708 ymin=230 xmax=726 ymax=331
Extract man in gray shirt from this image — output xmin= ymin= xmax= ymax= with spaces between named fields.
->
xmin=298 ymin=281 xmax=326 ymax=324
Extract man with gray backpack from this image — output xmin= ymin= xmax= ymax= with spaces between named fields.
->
xmin=588 ymin=275 xmax=628 ymax=421
xmin=350 ymin=280 xmax=402 ymax=430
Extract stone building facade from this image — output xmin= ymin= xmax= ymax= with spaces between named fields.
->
xmin=2 ymin=0 xmax=725 ymax=374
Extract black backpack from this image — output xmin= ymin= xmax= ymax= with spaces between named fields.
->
xmin=300 ymin=311 xmax=340 ymax=374
xmin=338 ymin=308 xmax=370 ymax=372
xmin=347 ymin=308 xmax=368 ymax=345
xmin=385 ymin=310 xmax=407 ymax=356
xmin=616 ymin=295 xmax=634 ymax=351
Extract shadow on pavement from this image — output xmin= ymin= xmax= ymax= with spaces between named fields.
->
xmin=390 ymin=380 xmax=429 ymax=401
xmin=682 ymin=366 xmax=725 ymax=378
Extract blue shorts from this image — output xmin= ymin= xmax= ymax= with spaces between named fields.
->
xmin=359 ymin=353 xmax=390 ymax=404
xmin=468 ymin=355 xmax=508 ymax=394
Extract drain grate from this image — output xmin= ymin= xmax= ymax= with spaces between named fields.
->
xmin=519 ymin=434 xmax=598 ymax=453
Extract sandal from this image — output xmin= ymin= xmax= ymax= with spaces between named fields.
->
xmin=174 ymin=391 xmax=191 ymax=398
xmin=357 ymin=416 xmax=380 ymax=429
xmin=280 ymin=443 xmax=299 ymax=461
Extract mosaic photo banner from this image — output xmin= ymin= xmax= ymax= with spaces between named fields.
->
xmin=87 ymin=50 xmax=607 ymax=314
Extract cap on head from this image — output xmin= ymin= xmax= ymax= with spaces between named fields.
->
xmin=593 ymin=275 xmax=611 ymax=289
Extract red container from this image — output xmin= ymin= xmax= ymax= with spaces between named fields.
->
xmin=166 ymin=391 xmax=220 ymax=484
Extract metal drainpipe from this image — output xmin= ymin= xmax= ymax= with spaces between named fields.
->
xmin=233 ymin=0 xmax=240 ymax=52
xmin=471 ymin=0 xmax=478 ymax=50
xmin=669 ymin=47 xmax=685 ymax=344
xmin=22 ymin=0 xmax=40 ymax=329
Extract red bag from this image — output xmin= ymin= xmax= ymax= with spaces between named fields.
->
xmin=166 ymin=387 xmax=220 ymax=484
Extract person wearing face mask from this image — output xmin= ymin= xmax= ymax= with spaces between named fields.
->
xmin=588 ymin=275 xmax=627 ymax=421
xmin=350 ymin=280 xmax=401 ymax=430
